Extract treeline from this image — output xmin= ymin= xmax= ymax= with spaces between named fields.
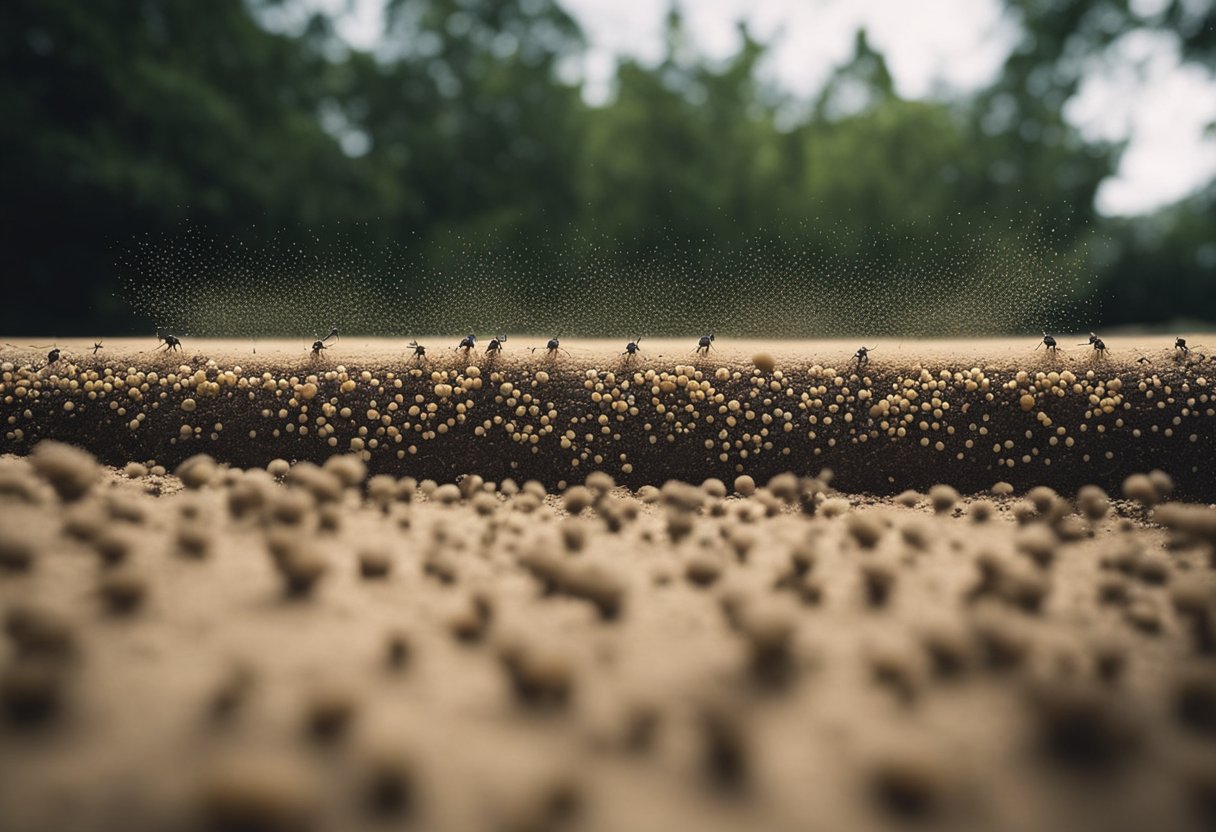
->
xmin=1 ymin=0 xmax=1212 ymax=335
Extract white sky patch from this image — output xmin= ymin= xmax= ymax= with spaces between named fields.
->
xmin=272 ymin=0 xmax=1216 ymax=217
xmin=562 ymin=0 xmax=1014 ymax=102
xmin=1066 ymin=29 xmax=1216 ymax=216
xmin=314 ymin=0 xmax=385 ymax=49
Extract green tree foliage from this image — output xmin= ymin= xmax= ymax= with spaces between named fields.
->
xmin=1 ymin=0 xmax=385 ymax=327
xmin=1096 ymin=184 xmax=1216 ymax=324
xmin=973 ymin=0 xmax=1214 ymax=314
xmin=0 ymin=0 xmax=1211 ymax=335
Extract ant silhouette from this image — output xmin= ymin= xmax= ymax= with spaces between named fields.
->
xmin=532 ymin=337 xmax=569 ymax=359
xmin=485 ymin=335 xmax=507 ymax=357
xmin=20 ymin=343 xmax=62 ymax=365
xmin=156 ymin=327 xmax=182 ymax=352
xmin=622 ymin=337 xmax=643 ymax=359
xmin=1036 ymin=332 xmax=1058 ymax=353
xmin=457 ymin=334 xmax=477 ymax=354
xmin=408 ymin=340 xmax=427 ymax=362
xmin=311 ymin=327 xmax=338 ymax=356
xmin=6 ymin=343 xmax=63 ymax=368
xmin=853 ymin=346 xmax=875 ymax=369
xmin=694 ymin=334 xmax=715 ymax=355
xmin=1078 ymin=332 xmax=1107 ymax=359
xmin=1174 ymin=337 xmax=1206 ymax=362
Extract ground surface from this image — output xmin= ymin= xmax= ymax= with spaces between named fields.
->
xmin=0 ymin=449 xmax=1215 ymax=832
xmin=1 ymin=337 xmax=1215 ymax=832
xmin=1 ymin=336 xmax=1213 ymax=498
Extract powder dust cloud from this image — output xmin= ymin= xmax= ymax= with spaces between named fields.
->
xmin=115 ymin=217 xmax=1094 ymax=341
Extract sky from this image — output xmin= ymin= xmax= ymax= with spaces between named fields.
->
xmin=288 ymin=0 xmax=1216 ymax=218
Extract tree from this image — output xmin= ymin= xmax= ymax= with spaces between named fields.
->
xmin=0 ymin=0 xmax=382 ymax=332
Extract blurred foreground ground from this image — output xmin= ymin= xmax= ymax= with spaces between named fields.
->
xmin=1 ymin=448 xmax=1215 ymax=832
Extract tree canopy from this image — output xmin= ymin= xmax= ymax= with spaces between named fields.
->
xmin=1 ymin=0 xmax=1211 ymax=336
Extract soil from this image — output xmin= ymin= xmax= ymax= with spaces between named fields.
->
xmin=1 ymin=337 xmax=1214 ymax=832
xmin=2 ymin=336 xmax=1213 ymax=499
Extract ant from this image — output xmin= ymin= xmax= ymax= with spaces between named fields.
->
xmin=19 ymin=343 xmax=63 ymax=365
xmin=408 ymin=340 xmax=427 ymax=362
xmin=485 ymin=335 xmax=507 ymax=357
xmin=6 ymin=343 xmax=61 ymax=368
xmin=91 ymin=341 xmax=104 ymax=355
xmin=853 ymin=346 xmax=875 ymax=369
xmin=1174 ymin=337 xmax=1206 ymax=362
xmin=694 ymin=334 xmax=715 ymax=355
xmin=156 ymin=327 xmax=182 ymax=352
xmin=622 ymin=337 xmax=643 ymax=359
xmin=457 ymin=334 xmax=477 ymax=354
xmin=311 ymin=328 xmax=338 ymax=356
xmin=532 ymin=337 xmax=569 ymax=359
xmin=1078 ymin=332 xmax=1106 ymax=359
xmin=1036 ymin=332 xmax=1058 ymax=353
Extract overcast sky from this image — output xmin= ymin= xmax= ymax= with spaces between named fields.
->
xmin=302 ymin=0 xmax=1216 ymax=217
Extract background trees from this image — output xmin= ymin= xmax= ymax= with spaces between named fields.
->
xmin=1 ymin=0 xmax=1211 ymax=336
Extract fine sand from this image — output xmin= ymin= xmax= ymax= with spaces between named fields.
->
xmin=0 ymin=447 xmax=1214 ymax=832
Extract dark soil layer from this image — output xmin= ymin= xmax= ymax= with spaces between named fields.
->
xmin=2 ymin=338 xmax=1212 ymax=497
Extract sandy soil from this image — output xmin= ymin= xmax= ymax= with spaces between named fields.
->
xmin=5 ymin=334 xmax=1207 ymax=371
xmin=2 ymin=336 xmax=1213 ymax=498
xmin=1 ymin=446 xmax=1215 ymax=832
xmin=1 ymin=336 xmax=1214 ymax=831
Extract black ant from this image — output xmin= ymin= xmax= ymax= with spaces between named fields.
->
xmin=622 ymin=337 xmax=643 ymax=359
xmin=6 ymin=343 xmax=61 ymax=368
xmin=311 ymin=327 xmax=338 ymax=356
xmin=694 ymin=334 xmax=715 ymax=355
xmin=1174 ymin=337 xmax=1205 ymax=361
xmin=853 ymin=346 xmax=875 ymax=369
xmin=91 ymin=341 xmax=104 ymax=355
xmin=156 ymin=327 xmax=182 ymax=352
xmin=1079 ymin=332 xmax=1106 ymax=358
xmin=408 ymin=340 xmax=427 ymax=362
xmin=19 ymin=343 xmax=63 ymax=365
xmin=532 ymin=337 xmax=569 ymax=359
xmin=457 ymin=334 xmax=477 ymax=354
xmin=485 ymin=335 xmax=507 ymax=357
xmin=1036 ymin=332 xmax=1058 ymax=353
